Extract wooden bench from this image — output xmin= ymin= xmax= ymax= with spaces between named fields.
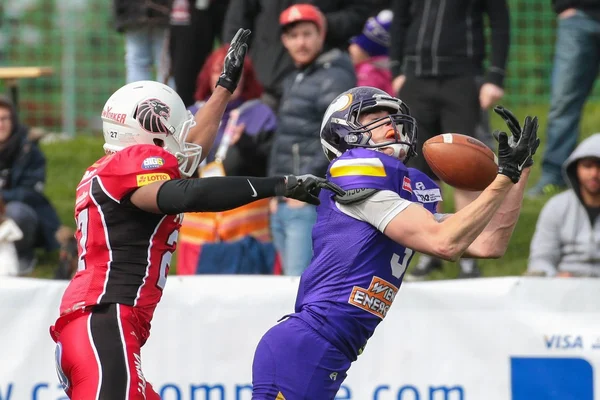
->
xmin=0 ymin=66 xmax=54 ymax=111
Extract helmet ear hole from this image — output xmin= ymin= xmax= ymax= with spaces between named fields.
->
xmin=153 ymin=138 xmax=165 ymax=147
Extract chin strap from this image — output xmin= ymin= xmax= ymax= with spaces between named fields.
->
xmin=371 ymin=142 xmax=408 ymax=161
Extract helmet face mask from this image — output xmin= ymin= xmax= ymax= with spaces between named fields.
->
xmin=101 ymin=81 xmax=203 ymax=177
xmin=320 ymin=86 xmax=417 ymax=162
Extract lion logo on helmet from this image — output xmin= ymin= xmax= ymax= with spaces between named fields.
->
xmin=137 ymin=98 xmax=172 ymax=134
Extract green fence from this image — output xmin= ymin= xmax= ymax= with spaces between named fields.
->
xmin=1 ymin=0 xmax=598 ymax=135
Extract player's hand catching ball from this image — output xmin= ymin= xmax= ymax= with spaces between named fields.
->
xmin=493 ymin=105 xmax=540 ymax=169
xmin=217 ymin=28 xmax=251 ymax=93
xmin=492 ymin=106 xmax=540 ymax=184
xmin=279 ymin=175 xmax=346 ymax=206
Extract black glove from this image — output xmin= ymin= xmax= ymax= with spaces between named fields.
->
xmin=277 ymin=174 xmax=346 ymax=206
xmin=216 ymin=28 xmax=251 ymax=93
xmin=492 ymin=107 xmax=540 ymax=183
xmin=493 ymin=105 xmax=538 ymax=168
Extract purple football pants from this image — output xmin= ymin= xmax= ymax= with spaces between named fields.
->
xmin=252 ymin=317 xmax=352 ymax=399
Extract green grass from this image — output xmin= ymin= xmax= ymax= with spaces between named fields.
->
xmin=33 ymin=103 xmax=600 ymax=279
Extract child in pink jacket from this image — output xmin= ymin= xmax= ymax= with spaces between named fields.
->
xmin=349 ymin=10 xmax=394 ymax=96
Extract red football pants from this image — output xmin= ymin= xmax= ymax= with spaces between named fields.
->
xmin=52 ymin=303 xmax=160 ymax=400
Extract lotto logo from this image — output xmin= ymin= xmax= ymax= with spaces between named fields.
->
xmin=136 ymin=173 xmax=170 ymax=187
xmin=142 ymin=157 xmax=165 ymax=170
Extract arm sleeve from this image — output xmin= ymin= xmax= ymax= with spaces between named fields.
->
xmin=156 ymin=176 xmax=285 ymax=214
xmin=527 ymin=199 xmax=563 ymax=276
xmin=389 ymin=0 xmax=412 ymax=78
xmin=483 ymin=0 xmax=510 ymax=87
xmin=336 ymin=189 xmax=413 ymax=232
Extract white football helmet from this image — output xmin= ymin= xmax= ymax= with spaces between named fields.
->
xmin=101 ymin=80 xmax=202 ymax=177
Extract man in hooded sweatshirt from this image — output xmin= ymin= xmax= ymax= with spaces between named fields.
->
xmin=527 ymin=133 xmax=600 ymax=277
xmin=0 ymin=96 xmax=60 ymax=274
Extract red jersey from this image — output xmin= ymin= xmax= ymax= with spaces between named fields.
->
xmin=57 ymin=144 xmax=182 ymax=333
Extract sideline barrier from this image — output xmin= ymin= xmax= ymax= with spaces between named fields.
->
xmin=1 ymin=276 xmax=598 ymax=399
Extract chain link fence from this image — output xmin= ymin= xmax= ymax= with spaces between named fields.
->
xmin=1 ymin=0 xmax=598 ymax=135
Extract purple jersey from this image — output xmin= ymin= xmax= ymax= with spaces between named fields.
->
xmin=291 ymin=148 xmax=440 ymax=360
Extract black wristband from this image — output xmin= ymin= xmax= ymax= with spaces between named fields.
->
xmin=157 ymin=176 xmax=285 ymax=214
xmin=497 ymin=165 xmax=520 ymax=184
xmin=216 ymin=76 xmax=236 ymax=94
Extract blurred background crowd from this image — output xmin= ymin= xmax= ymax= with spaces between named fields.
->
xmin=0 ymin=0 xmax=599 ymax=281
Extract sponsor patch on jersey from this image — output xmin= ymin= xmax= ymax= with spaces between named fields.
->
xmin=413 ymin=188 xmax=442 ymax=203
xmin=402 ymin=176 xmax=412 ymax=193
xmin=141 ymin=156 xmax=165 ymax=170
xmin=136 ymin=173 xmax=170 ymax=187
xmin=348 ymin=276 xmax=399 ymax=320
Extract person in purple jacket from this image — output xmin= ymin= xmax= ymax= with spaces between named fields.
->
xmin=251 ymin=86 xmax=540 ymax=399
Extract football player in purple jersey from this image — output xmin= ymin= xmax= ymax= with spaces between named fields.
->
xmin=251 ymin=86 xmax=540 ymax=400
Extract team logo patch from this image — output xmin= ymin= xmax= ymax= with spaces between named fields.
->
xmin=136 ymin=98 xmax=172 ymax=134
xmin=414 ymin=188 xmax=442 ymax=203
xmin=348 ymin=276 xmax=399 ymax=319
xmin=402 ymin=176 xmax=412 ymax=193
xmin=142 ymin=156 xmax=165 ymax=170
xmin=136 ymin=173 xmax=170 ymax=187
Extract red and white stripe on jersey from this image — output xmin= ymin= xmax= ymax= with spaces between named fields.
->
xmin=58 ymin=144 xmax=182 ymax=333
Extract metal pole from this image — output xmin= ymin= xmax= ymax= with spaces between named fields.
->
xmin=59 ymin=0 xmax=76 ymax=138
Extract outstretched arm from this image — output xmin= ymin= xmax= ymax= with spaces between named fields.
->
xmin=385 ymin=106 xmax=539 ymax=261
xmin=451 ymin=106 xmax=540 ymax=258
xmin=128 ymin=174 xmax=344 ymax=214
xmin=187 ymin=29 xmax=251 ymax=161
xmin=384 ymin=174 xmax=513 ymax=261
xmin=187 ymin=86 xmax=231 ymax=161
xmin=462 ymin=167 xmax=530 ymax=258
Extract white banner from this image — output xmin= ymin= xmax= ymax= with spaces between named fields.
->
xmin=1 ymin=276 xmax=599 ymax=400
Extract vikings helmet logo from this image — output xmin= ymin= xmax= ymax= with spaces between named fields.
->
xmin=137 ymin=98 xmax=172 ymax=134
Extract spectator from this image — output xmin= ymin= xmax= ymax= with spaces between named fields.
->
xmin=348 ymin=9 xmax=394 ymax=95
xmin=0 ymin=96 xmax=60 ymax=274
xmin=222 ymin=0 xmax=373 ymax=111
xmin=390 ymin=0 xmax=510 ymax=279
xmin=177 ymin=45 xmax=277 ymax=274
xmin=113 ymin=0 xmax=172 ymax=83
xmin=269 ymin=4 xmax=356 ymax=276
xmin=527 ymin=3 xmax=600 ymax=198
xmin=169 ymin=0 xmax=230 ymax=106
xmin=527 ymin=134 xmax=600 ymax=278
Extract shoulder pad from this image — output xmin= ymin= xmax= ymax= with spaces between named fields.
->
xmin=334 ymin=188 xmax=379 ymax=205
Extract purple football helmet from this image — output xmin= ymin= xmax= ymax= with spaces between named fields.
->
xmin=320 ymin=86 xmax=417 ymax=162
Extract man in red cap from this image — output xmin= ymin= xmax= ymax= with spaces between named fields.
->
xmin=267 ymin=4 xmax=357 ymax=277
xmin=222 ymin=1 xmax=374 ymax=111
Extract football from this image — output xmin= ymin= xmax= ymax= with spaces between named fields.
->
xmin=422 ymin=133 xmax=498 ymax=191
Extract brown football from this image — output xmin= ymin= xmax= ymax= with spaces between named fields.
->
xmin=422 ymin=133 xmax=498 ymax=191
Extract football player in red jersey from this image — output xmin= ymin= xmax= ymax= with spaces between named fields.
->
xmin=49 ymin=29 xmax=343 ymax=400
